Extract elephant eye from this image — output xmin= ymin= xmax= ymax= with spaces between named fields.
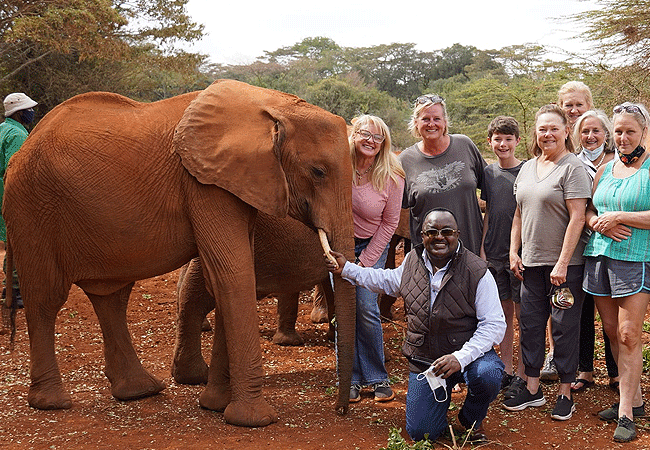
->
xmin=311 ymin=166 xmax=326 ymax=179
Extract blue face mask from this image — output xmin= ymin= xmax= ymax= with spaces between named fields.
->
xmin=20 ymin=109 xmax=35 ymax=124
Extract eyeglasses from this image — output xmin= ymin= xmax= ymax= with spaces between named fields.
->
xmin=422 ymin=227 xmax=458 ymax=238
xmin=416 ymin=94 xmax=445 ymax=106
xmin=357 ymin=129 xmax=385 ymax=143
xmin=614 ymin=104 xmax=642 ymax=115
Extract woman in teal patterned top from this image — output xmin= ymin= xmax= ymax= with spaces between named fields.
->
xmin=583 ymin=102 xmax=650 ymax=443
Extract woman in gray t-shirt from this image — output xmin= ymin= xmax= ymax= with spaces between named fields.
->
xmin=400 ymin=95 xmax=485 ymax=254
xmin=503 ymin=104 xmax=591 ymax=421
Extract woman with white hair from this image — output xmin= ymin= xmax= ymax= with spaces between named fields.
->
xmin=584 ymin=102 xmax=650 ymax=442
xmin=570 ymin=110 xmax=619 ymax=394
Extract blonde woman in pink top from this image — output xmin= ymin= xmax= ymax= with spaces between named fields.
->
xmin=347 ymin=114 xmax=405 ymax=403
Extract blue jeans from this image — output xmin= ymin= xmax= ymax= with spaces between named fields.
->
xmin=406 ymin=349 xmax=504 ymax=442
xmin=352 ymin=239 xmax=389 ymax=386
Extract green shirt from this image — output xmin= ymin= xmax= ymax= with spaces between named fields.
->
xmin=584 ymin=158 xmax=650 ymax=262
xmin=0 ymin=117 xmax=29 ymax=241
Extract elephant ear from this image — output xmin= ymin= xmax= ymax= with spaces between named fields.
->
xmin=173 ymin=79 xmax=289 ymax=218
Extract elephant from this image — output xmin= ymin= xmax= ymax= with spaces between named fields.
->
xmin=3 ymin=79 xmax=356 ymax=428
xmin=172 ymin=211 xmax=337 ymax=385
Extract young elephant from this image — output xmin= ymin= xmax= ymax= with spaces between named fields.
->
xmin=3 ymin=80 xmax=356 ymax=427
xmin=172 ymin=211 xmax=336 ymax=385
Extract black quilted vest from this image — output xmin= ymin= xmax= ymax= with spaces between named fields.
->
xmin=399 ymin=243 xmax=488 ymax=372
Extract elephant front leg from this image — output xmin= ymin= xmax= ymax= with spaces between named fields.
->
xmin=198 ymin=310 xmax=230 ymax=411
xmin=87 ymin=284 xmax=165 ymax=400
xmin=202 ymin=261 xmax=278 ymax=426
xmin=273 ymin=292 xmax=304 ymax=346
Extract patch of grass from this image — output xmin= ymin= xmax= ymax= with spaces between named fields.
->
xmin=380 ymin=428 xmax=434 ymax=450
xmin=643 ymin=346 xmax=650 ymax=373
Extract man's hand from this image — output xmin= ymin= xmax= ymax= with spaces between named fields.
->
xmin=432 ymin=354 xmax=461 ymax=379
xmin=324 ymin=250 xmax=347 ymax=275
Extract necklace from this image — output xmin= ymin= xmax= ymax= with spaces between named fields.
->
xmin=355 ymin=164 xmax=372 ymax=182
xmin=594 ymin=151 xmax=607 ymax=169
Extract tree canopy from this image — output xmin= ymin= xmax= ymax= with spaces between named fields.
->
xmin=2 ymin=0 xmax=649 ymax=159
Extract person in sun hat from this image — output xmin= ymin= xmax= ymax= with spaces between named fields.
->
xmin=0 ymin=92 xmax=38 ymax=309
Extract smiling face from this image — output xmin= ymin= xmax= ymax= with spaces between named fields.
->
xmin=561 ymin=92 xmax=590 ymax=126
xmin=353 ymin=122 xmax=384 ymax=160
xmin=579 ymin=116 xmax=607 ymax=151
xmin=488 ymin=132 xmax=520 ymax=162
xmin=415 ymin=103 xmax=447 ymax=142
xmin=535 ymin=112 xmax=569 ymax=155
xmin=614 ymin=113 xmax=646 ymax=154
xmin=421 ymin=210 xmax=459 ymax=266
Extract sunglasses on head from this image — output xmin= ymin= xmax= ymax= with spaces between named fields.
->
xmin=356 ymin=129 xmax=385 ymax=143
xmin=416 ymin=94 xmax=444 ymax=106
xmin=422 ymin=227 xmax=458 ymax=238
xmin=614 ymin=104 xmax=642 ymax=115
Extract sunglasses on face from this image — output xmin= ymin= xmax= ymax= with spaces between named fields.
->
xmin=416 ymin=94 xmax=445 ymax=106
xmin=422 ymin=227 xmax=458 ymax=238
xmin=614 ymin=104 xmax=642 ymax=115
xmin=356 ymin=129 xmax=385 ymax=143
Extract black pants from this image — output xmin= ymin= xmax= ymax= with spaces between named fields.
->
xmin=578 ymin=293 xmax=618 ymax=377
xmin=520 ymin=265 xmax=585 ymax=383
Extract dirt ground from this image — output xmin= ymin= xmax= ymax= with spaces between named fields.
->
xmin=1 ymin=245 xmax=650 ymax=449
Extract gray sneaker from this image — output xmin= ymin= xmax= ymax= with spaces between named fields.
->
xmin=540 ymin=352 xmax=559 ymax=382
xmin=614 ymin=416 xmax=637 ymax=442
xmin=598 ymin=402 xmax=645 ymax=422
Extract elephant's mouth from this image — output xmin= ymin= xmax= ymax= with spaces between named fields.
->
xmin=318 ymin=229 xmax=338 ymax=269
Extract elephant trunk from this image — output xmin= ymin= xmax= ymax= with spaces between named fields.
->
xmin=320 ymin=217 xmax=355 ymax=414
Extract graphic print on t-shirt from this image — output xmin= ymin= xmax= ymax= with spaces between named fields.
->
xmin=415 ymin=161 xmax=465 ymax=193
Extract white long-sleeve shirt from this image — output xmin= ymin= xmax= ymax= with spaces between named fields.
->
xmin=341 ymin=248 xmax=506 ymax=371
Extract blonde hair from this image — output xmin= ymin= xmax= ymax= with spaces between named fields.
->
xmin=557 ymin=81 xmax=594 ymax=110
xmin=572 ymin=110 xmax=614 ymax=154
xmin=407 ymin=97 xmax=449 ymax=138
xmin=349 ymin=115 xmax=405 ymax=191
xmin=529 ymin=104 xmax=575 ymax=157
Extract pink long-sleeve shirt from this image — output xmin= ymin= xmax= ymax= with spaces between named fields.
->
xmin=352 ymin=176 xmax=405 ymax=267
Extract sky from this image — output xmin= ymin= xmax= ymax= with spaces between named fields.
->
xmin=184 ymin=0 xmax=601 ymax=65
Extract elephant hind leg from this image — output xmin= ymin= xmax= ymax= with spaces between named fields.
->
xmin=25 ymin=282 xmax=73 ymax=410
xmin=273 ymin=292 xmax=304 ymax=346
xmin=86 ymin=283 xmax=165 ymax=400
xmin=310 ymin=284 xmax=329 ymax=324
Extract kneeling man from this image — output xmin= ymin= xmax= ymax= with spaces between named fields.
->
xmin=326 ymin=208 xmax=505 ymax=442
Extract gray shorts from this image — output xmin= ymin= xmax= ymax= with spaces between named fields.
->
xmin=488 ymin=259 xmax=521 ymax=303
xmin=583 ymin=255 xmax=650 ymax=298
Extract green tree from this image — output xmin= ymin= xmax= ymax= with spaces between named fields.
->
xmin=1 ymin=0 xmax=208 ymax=111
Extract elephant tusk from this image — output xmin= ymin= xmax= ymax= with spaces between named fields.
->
xmin=318 ymin=229 xmax=339 ymax=269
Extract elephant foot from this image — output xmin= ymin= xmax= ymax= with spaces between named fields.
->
xmin=199 ymin=383 xmax=231 ymax=412
xmin=272 ymin=329 xmax=304 ymax=346
xmin=28 ymin=382 xmax=73 ymax=410
xmin=111 ymin=372 xmax=166 ymax=401
xmin=223 ymin=398 xmax=279 ymax=427
xmin=172 ymin=355 xmax=209 ymax=385
xmin=310 ymin=305 xmax=328 ymax=324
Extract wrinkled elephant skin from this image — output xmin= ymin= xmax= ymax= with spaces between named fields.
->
xmin=173 ymin=211 xmax=337 ymax=385
xmin=3 ymin=80 xmax=356 ymax=427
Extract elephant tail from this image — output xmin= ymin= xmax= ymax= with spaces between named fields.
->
xmin=1 ymin=238 xmax=17 ymax=348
